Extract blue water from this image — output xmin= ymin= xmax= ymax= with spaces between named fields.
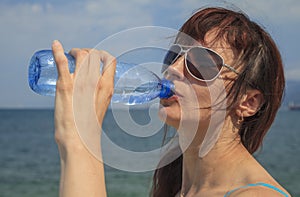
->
xmin=0 ymin=109 xmax=299 ymax=197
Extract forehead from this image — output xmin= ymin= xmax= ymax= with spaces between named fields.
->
xmin=203 ymin=30 xmax=234 ymax=65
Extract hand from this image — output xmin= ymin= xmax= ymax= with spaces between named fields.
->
xmin=52 ymin=40 xmax=116 ymax=152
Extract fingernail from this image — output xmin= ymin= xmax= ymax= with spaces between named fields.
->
xmin=52 ymin=40 xmax=59 ymax=45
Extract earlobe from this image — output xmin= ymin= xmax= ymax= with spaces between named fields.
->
xmin=236 ymin=89 xmax=264 ymax=118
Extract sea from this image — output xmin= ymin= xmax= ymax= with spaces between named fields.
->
xmin=0 ymin=108 xmax=299 ymax=197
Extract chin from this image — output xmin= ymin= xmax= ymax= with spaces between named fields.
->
xmin=158 ymin=102 xmax=181 ymax=129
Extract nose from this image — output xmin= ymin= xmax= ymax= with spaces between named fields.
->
xmin=163 ymin=56 xmax=185 ymax=81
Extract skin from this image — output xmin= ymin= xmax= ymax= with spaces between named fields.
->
xmin=53 ymin=40 xmax=116 ymax=197
xmin=159 ymin=33 xmax=290 ymax=197
xmin=52 ymin=32 xmax=290 ymax=196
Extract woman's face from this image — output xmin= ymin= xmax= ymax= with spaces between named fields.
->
xmin=158 ymin=33 xmax=237 ymax=133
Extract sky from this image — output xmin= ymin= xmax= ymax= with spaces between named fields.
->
xmin=0 ymin=0 xmax=299 ymax=108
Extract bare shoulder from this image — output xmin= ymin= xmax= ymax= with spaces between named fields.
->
xmin=229 ymin=185 xmax=291 ymax=197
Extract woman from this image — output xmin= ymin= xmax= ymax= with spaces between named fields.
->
xmin=52 ymin=7 xmax=290 ymax=197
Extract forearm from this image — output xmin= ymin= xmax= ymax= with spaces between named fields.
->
xmin=58 ymin=138 xmax=106 ymax=197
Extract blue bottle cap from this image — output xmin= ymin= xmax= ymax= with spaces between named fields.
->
xmin=159 ymin=79 xmax=175 ymax=99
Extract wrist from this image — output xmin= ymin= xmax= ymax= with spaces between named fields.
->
xmin=56 ymin=130 xmax=102 ymax=163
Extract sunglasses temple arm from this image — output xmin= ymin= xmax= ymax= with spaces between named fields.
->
xmin=224 ymin=64 xmax=239 ymax=75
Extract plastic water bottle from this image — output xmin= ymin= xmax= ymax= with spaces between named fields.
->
xmin=28 ymin=50 xmax=174 ymax=105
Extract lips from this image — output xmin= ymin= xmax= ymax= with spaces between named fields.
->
xmin=160 ymin=94 xmax=179 ymax=107
xmin=160 ymin=81 xmax=183 ymax=106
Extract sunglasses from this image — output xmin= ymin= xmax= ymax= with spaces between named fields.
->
xmin=162 ymin=44 xmax=239 ymax=81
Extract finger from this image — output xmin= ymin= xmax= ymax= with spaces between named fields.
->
xmin=94 ymin=51 xmax=116 ymax=121
xmin=81 ymin=48 xmax=92 ymax=51
xmin=88 ymin=49 xmax=101 ymax=80
xmin=81 ymin=48 xmax=100 ymax=77
xmin=99 ymin=50 xmax=117 ymax=83
xmin=52 ymin=40 xmax=70 ymax=80
xmin=69 ymin=48 xmax=89 ymax=76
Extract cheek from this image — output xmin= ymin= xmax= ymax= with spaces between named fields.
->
xmin=196 ymin=90 xmax=211 ymax=106
xmin=194 ymin=79 xmax=227 ymax=109
xmin=191 ymin=84 xmax=213 ymax=109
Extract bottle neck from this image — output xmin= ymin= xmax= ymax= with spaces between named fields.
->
xmin=159 ymin=79 xmax=175 ymax=99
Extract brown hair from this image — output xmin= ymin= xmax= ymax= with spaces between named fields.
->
xmin=151 ymin=7 xmax=285 ymax=197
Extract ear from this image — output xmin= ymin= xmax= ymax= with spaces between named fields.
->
xmin=236 ymin=89 xmax=264 ymax=118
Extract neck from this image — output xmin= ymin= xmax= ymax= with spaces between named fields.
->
xmin=180 ymin=118 xmax=252 ymax=195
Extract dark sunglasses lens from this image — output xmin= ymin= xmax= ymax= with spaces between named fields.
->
xmin=161 ymin=45 xmax=181 ymax=73
xmin=186 ymin=47 xmax=223 ymax=80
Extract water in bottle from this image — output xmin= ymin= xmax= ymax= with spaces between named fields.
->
xmin=28 ymin=50 xmax=174 ymax=105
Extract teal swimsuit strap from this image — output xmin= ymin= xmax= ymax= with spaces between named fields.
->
xmin=224 ymin=182 xmax=289 ymax=197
